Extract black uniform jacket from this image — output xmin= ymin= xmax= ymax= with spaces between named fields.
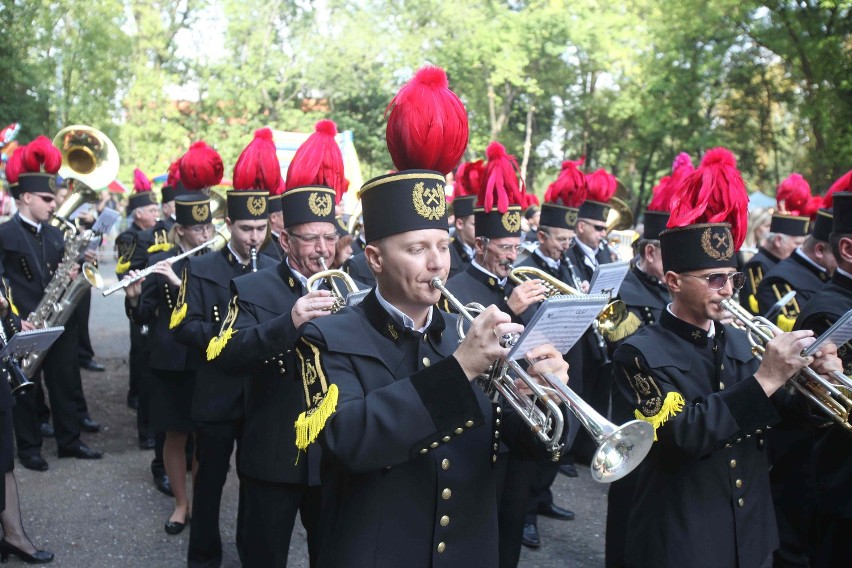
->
xmin=564 ymin=240 xmax=611 ymax=283
xmin=613 ymin=310 xmax=789 ymax=568
xmin=258 ymin=232 xmax=284 ymax=261
xmin=115 ymin=221 xmax=152 ymax=278
xmin=740 ymin=247 xmax=781 ymax=314
xmin=448 ymin=237 xmax=472 ymax=279
xmin=0 ymin=303 xmax=20 ymax=412
xmin=341 ymin=251 xmax=376 ymax=288
xmin=618 ymin=265 xmax=670 ymax=328
xmin=794 ymin=269 xmax=852 ymax=518
xmin=126 ymin=249 xmax=197 ymax=372
xmin=756 ymin=249 xmax=829 ymax=328
xmin=173 ymin=247 xmax=275 ymax=422
xmin=131 ymin=218 xmax=173 ymax=267
xmin=0 ymin=214 xmax=64 ymax=317
xmin=297 ymin=289 xmax=555 ymax=567
xmin=211 ymin=261 xmax=354 ymax=484
xmin=442 ymin=263 xmax=535 ymax=325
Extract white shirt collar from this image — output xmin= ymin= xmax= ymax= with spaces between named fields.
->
xmin=287 ymin=257 xmax=322 ymax=292
xmin=794 ymin=248 xmax=827 ymax=273
xmin=533 ymin=247 xmax=560 ymax=270
xmin=375 ymin=286 xmax=432 ymax=333
xmin=471 ymin=259 xmax=507 ymax=287
xmin=666 ymin=303 xmax=715 ymax=337
xmin=836 ymin=267 xmax=852 ymax=280
xmin=227 ymin=242 xmax=248 ymax=266
xmin=18 ymin=212 xmax=41 ymax=232
xmin=459 ymin=239 xmax=474 ymax=258
xmin=574 ymin=238 xmax=599 ymax=266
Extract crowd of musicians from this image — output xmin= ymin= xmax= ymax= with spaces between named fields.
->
xmin=0 ymin=65 xmax=851 ymax=567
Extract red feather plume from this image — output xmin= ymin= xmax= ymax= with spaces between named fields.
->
xmin=285 ymin=120 xmax=345 ymax=204
xmin=822 ymin=170 xmax=852 ymax=209
xmin=802 ymin=195 xmax=823 ymax=219
xmin=20 ymin=136 xmax=61 ymax=174
xmin=166 ymin=159 xmax=181 ymax=187
xmin=385 ymin=65 xmax=468 ymax=175
xmin=648 ymin=153 xmax=693 ymax=212
xmin=454 ymin=160 xmax=484 ymax=198
xmin=179 ymin=141 xmax=224 ymax=190
xmin=776 ymin=173 xmax=811 ymax=215
xmin=544 ymin=159 xmax=587 ymax=206
xmin=270 ymin=177 xmax=286 ymax=197
xmin=233 ymin=128 xmax=282 ymax=193
xmin=667 ymin=147 xmax=749 ymax=249
xmin=478 ymin=142 xmax=525 ymax=213
xmin=585 ymin=168 xmax=618 ymax=203
xmin=3 ymin=146 xmax=24 ymax=183
xmin=133 ymin=168 xmax=152 ymax=192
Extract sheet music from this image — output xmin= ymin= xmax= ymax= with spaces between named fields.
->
xmin=507 ymin=294 xmax=609 ymax=360
xmin=802 ymin=309 xmax=852 ymax=357
xmin=588 ymin=261 xmax=630 ymax=299
xmin=0 ymin=327 xmax=64 ymax=360
xmin=91 ymin=208 xmax=120 ymax=234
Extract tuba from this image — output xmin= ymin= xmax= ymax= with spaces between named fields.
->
xmin=306 ymin=257 xmax=360 ymax=313
xmin=20 ymin=126 xmax=118 ymax=377
xmin=431 ymin=277 xmax=654 ymax=482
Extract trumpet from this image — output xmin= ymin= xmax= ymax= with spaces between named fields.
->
xmin=431 ymin=277 xmax=654 ymax=482
xmin=721 ymin=299 xmax=852 ymax=430
xmin=102 ymin=228 xmax=229 ymax=296
xmin=305 ymin=257 xmax=360 ymax=313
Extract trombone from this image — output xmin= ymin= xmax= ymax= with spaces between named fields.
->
xmin=305 ymin=257 xmax=360 ymax=313
xmin=431 ymin=277 xmax=654 ymax=482
xmin=721 ymin=299 xmax=852 ymax=430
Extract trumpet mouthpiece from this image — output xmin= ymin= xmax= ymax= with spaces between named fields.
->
xmin=430 ymin=277 xmax=444 ymax=289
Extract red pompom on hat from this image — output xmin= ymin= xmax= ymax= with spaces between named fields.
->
xmin=478 ymin=141 xmax=525 ymax=213
xmin=667 ymin=147 xmax=749 ymax=249
xmin=454 ymin=160 xmax=484 ymax=198
xmin=544 ymin=159 xmax=587 ymax=206
xmin=179 ymin=141 xmax=224 ymax=191
xmin=776 ymin=173 xmax=811 ymax=215
xmin=285 ymin=120 xmax=345 ymax=204
xmin=133 ymin=168 xmax=152 ymax=192
xmin=3 ymin=146 xmax=24 ymax=184
xmin=802 ymin=195 xmax=823 ymax=219
xmin=585 ymin=168 xmax=618 ymax=204
xmin=234 ymin=128 xmax=282 ymax=192
xmin=822 ymin=170 xmax=852 ymax=209
xmin=385 ymin=65 xmax=468 ymax=175
xmin=20 ymin=136 xmax=61 ymax=175
xmin=649 ymin=153 xmax=693 ymax=212
xmin=166 ymin=159 xmax=182 ymax=187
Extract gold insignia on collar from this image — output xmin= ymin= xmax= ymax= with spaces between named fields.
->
xmin=308 ymin=192 xmax=333 ymax=217
xmin=412 ymin=182 xmax=446 ymax=220
xmin=289 ymin=276 xmax=295 ymax=288
xmin=700 ymin=227 xmax=734 ymax=260
xmin=502 ymin=211 xmax=521 ymax=232
xmin=192 ymin=204 xmax=209 ymax=222
xmin=247 ymin=196 xmax=267 ymax=216
xmin=691 ymin=330 xmax=702 ymax=340
xmin=387 ymin=322 xmax=399 ymax=340
xmin=488 ymin=277 xmax=496 ymax=287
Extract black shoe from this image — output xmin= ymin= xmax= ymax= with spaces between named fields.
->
xmin=154 ymin=474 xmax=174 ymax=497
xmin=164 ymin=514 xmax=189 ymax=535
xmin=138 ymin=436 xmax=155 ymax=450
xmin=559 ymin=463 xmax=579 ymax=477
xmin=39 ymin=422 xmax=54 ymax=438
xmin=79 ymin=417 xmax=101 ymax=433
xmin=57 ymin=443 xmax=102 ymax=460
xmin=126 ymin=395 xmax=138 ymax=410
xmin=521 ymin=523 xmax=540 ymax=548
xmin=0 ymin=539 xmax=54 ymax=564
xmin=538 ymin=502 xmax=575 ymax=521
xmin=80 ymin=360 xmax=105 ymax=372
xmin=19 ymin=454 xmax=49 ymax=472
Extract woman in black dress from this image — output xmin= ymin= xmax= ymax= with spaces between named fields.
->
xmin=124 ymin=194 xmax=214 ymax=534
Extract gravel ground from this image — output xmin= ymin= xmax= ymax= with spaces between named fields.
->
xmin=13 ymin=259 xmax=607 ymax=567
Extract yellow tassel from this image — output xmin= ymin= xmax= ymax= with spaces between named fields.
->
xmin=9 ymin=301 xmax=18 ymax=317
xmin=294 ymin=384 xmax=339 ymax=451
xmin=147 ymin=243 xmax=173 ymax=254
xmin=776 ymin=313 xmax=796 ymax=332
xmin=169 ymin=303 xmax=187 ymax=329
xmin=748 ymin=295 xmax=759 ymax=314
xmin=206 ymin=327 xmax=234 ymax=361
xmin=116 ymin=258 xmax=131 ymax=276
xmin=603 ymin=311 xmax=642 ymax=342
xmin=635 ymin=391 xmax=685 ymax=441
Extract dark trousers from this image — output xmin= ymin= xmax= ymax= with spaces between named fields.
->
xmin=13 ymin=320 xmax=82 ymax=455
xmin=129 ymin=322 xmax=151 ymax=437
xmin=188 ymin=419 xmax=244 ymax=568
xmin=524 ymin=459 xmax=561 ymax=525
xmin=76 ymin=288 xmax=95 ymax=364
xmin=814 ymin=516 xmax=852 ymax=568
xmin=151 ymin=431 xmax=165 ymax=480
xmin=241 ymin=477 xmax=322 ymax=568
xmin=498 ymin=455 xmax=536 ymax=568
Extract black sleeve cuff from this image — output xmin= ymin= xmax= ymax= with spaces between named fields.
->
xmin=718 ymin=376 xmax=781 ymax=433
xmin=410 ymin=356 xmax=484 ymax=432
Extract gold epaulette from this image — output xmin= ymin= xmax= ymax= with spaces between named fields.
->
xmin=294 ymin=337 xmax=338 ymax=452
xmin=748 ymin=294 xmax=759 ymax=314
xmin=206 ymin=296 xmax=238 ymax=360
xmin=634 ymin=391 xmax=685 ymax=441
xmin=169 ymin=267 xmax=189 ymax=329
xmin=115 ymin=258 xmax=131 ymax=276
xmin=148 ymin=243 xmax=174 ymax=254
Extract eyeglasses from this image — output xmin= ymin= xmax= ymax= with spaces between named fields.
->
xmin=289 ymin=232 xmax=340 ymax=245
xmin=681 ymin=271 xmax=745 ymax=291
xmin=541 ymin=232 xmax=572 ymax=245
xmin=589 ymin=223 xmax=607 ymax=232
xmin=187 ymin=225 xmax=213 ymax=234
xmin=486 ymin=241 xmax=524 ymax=254
xmin=34 ymin=194 xmax=55 ymax=204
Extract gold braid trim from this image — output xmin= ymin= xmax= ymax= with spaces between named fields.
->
xmin=147 ymin=242 xmax=174 ymax=254
xmin=634 ymin=391 xmax=685 ymax=441
xmin=294 ymin=338 xmax=337 ymax=452
xmin=169 ymin=267 xmax=189 ymax=329
xmin=206 ymin=296 xmax=238 ymax=360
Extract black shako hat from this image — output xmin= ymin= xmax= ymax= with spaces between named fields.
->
xmin=832 ymin=193 xmax=852 ymax=235
xmin=660 ymin=223 xmax=738 ymax=273
xmin=769 ymin=213 xmax=810 ymax=237
xmin=539 ymin=202 xmax=579 ymax=231
xmin=451 ymin=195 xmax=475 ymax=218
xmin=811 ymin=209 xmax=833 ymax=242
xmin=174 ymin=193 xmax=212 ymax=226
xmin=359 ymin=171 xmax=448 ymax=242
xmin=282 ymin=186 xmax=336 ymax=229
xmin=642 ymin=210 xmax=670 ymax=241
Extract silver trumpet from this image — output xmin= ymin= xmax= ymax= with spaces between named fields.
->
xmin=306 ymin=257 xmax=361 ymax=313
xmin=431 ymin=277 xmax=654 ymax=481
xmin=250 ymin=247 xmax=258 ymax=272
xmin=722 ymin=299 xmax=852 ymax=431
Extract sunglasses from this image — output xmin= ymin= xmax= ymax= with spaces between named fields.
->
xmin=580 ymin=220 xmax=607 ymax=232
xmin=34 ymin=194 xmax=55 ymax=204
xmin=681 ymin=271 xmax=745 ymax=291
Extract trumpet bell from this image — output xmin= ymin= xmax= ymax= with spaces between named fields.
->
xmin=591 ymin=420 xmax=654 ymax=482
xmin=52 ymin=125 xmax=119 ymax=190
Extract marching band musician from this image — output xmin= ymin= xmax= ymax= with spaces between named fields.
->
xmin=740 ymin=175 xmax=812 ymax=315
xmin=447 ymin=194 xmax=476 ymax=278
xmin=293 ymin=66 xmax=571 ymax=567
xmin=612 ymin=148 xmax=841 ymax=568
xmin=206 ymin=122 xmax=351 ymax=567
xmin=565 ymin=166 xmax=617 ymax=283
xmin=123 ymin=193 xmax=215 ymax=537
xmin=794 ymin=188 xmax=852 ymax=567
xmin=0 ymin=137 xmax=101 ymax=472
xmin=259 ymin=185 xmax=285 ymax=261
xmin=170 ymin=139 xmax=266 ymax=568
